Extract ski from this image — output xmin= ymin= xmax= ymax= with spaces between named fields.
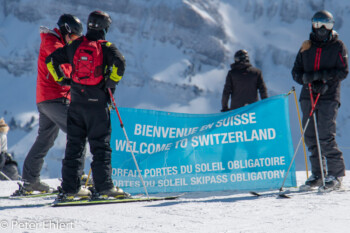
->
xmin=51 ymin=195 xmax=182 ymax=207
xmin=249 ymin=186 xmax=349 ymax=198
xmin=0 ymin=191 xmax=58 ymax=199
xmin=249 ymin=187 xmax=317 ymax=198
xmin=0 ymin=181 xmax=58 ymax=199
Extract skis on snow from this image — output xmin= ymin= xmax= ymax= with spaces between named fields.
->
xmin=51 ymin=195 xmax=182 ymax=207
xmin=0 ymin=182 xmax=58 ymax=199
xmin=0 ymin=194 xmax=183 ymax=208
xmin=249 ymin=185 xmax=349 ymax=198
xmin=0 ymin=192 xmax=58 ymax=199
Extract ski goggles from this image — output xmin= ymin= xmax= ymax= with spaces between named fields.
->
xmin=312 ymin=19 xmax=334 ymax=30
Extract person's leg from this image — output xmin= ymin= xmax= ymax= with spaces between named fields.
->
xmin=317 ymin=101 xmax=345 ymax=178
xmin=87 ymin=105 xmax=114 ymax=192
xmin=300 ymin=100 xmax=325 ymax=175
xmin=61 ymin=103 xmax=87 ymax=194
xmin=39 ymin=98 xmax=68 ymax=133
xmin=22 ymin=103 xmax=60 ymax=184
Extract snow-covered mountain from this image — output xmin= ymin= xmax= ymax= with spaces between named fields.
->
xmin=1 ymin=0 xmax=350 ymax=178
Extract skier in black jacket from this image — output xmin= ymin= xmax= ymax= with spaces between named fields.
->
xmin=221 ymin=49 xmax=268 ymax=111
xmin=292 ymin=10 xmax=348 ymax=190
xmin=46 ymin=11 xmax=126 ymax=198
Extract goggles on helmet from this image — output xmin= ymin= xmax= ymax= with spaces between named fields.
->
xmin=312 ymin=18 xmax=334 ymax=30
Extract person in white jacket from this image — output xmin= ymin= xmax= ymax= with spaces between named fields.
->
xmin=0 ymin=118 xmax=20 ymax=180
xmin=0 ymin=118 xmax=9 ymax=154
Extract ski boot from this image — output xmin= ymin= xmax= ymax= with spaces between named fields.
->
xmin=12 ymin=180 xmax=52 ymax=196
xmin=93 ymin=186 xmax=131 ymax=200
xmin=319 ymin=176 xmax=342 ymax=193
xmin=299 ymin=174 xmax=323 ymax=191
xmin=55 ymin=186 xmax=92 ymax=202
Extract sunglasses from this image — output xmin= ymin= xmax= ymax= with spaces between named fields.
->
xmin=312 ymin=19 xmax=334 ymax=30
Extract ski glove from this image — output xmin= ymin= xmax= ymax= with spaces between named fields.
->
xmin=313 ymin=70 xmax=334 ymax=82
xmin=104 ymin=78 xmax=118 ymax=90
xmin=320 ymin=70 xmax=334 ymax=82
xmin=312 ymin=80 xmax=328 ymax=95
xmin=302 ymin=72 xmax=316 ymax=84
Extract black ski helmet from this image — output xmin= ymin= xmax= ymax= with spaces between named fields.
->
xmin=311 ymin=10 xmax=335 ymax=30
xmin=57 ymin=14 xmax=83 ymax=37
xmin=234 ymin=49 xmax=249 ymax=63
xmin=87 ymin=11 xmax=112 ymax=33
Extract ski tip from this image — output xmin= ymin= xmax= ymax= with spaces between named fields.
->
xmin=298 ymin=185 xmax=312 ymax=192
xmin=278 ymin=193 xmax=291 ymax=199
xmin=249 ymin=191 xmax=261 ymax=196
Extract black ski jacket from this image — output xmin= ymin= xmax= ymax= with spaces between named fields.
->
xmin=46 ymin=30 xmax=126 ymax=104
xmin=221 ymin=62 xmax=268 ymax=110
xmin=292 ymin=31 xmax=348 ymax=103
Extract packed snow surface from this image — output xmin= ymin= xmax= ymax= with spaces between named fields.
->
xmin=0 ymin=171 xmax=349 ymax=233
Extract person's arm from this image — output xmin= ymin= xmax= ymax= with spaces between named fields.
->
xmin=42 ymin=33 xmax=72 ymax=79
xmin=221 ymin=71 xmax=232 ymax=111
xmin=45 ymin=45 xmax=71 ymax=85
xmin=103 ymin=42 xmax=126 ymax=90
xmin=291 ymin=49 xmax=305 ymax=85
xmin=323 ymin=42 xmax=349 ymax=82
xmin=0 ymin=134 xmax=7 ymax=153
xmin=257 ymin=71 xmax=268 ymax=99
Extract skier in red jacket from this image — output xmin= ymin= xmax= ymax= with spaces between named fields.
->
xmin=21 ymin=14 xmax=83 ymax=193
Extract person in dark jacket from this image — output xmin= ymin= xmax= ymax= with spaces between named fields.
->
xmin=21 ymin=14 xmax=83 ymax=192
xmin=292 ymin=10 xmax=348 ymax=190
xmin=221 ymin=49 xmax=268 ymax=111
xmin=46 ymin=10 xmax=126 ymax=198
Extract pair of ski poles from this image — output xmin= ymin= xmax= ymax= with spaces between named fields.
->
xmin=279 ymin=83 xmax=325 ymax=193
xmin=83 ymin=89 xmax=150 ymax=199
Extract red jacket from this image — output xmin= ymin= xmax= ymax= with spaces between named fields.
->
xmin=36 ymin=27 xmax=71 ymax=103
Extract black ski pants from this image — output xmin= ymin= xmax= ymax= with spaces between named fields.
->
xmin=61 ymin=101 xmax=114 ymax=193
xmin=22 ymin=98 xmax=68 ymax=183
xmin=301 ymin=99 xmax=345 ymax=178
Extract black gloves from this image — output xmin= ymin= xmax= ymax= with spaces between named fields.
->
xmin=221 ymin=107 xmax=229 ymax=112
xmin=302 ymin=70 xmax=333 ymax=84
xmin=312 ymin=80 xmax=328 ymax=95
xmin=320 ymin=70 xmax=333 ymax=82
xmin=104 ymin=78 xmax=119 ymax=94
xmin=302 ymin=72 xmax=315 ymax=84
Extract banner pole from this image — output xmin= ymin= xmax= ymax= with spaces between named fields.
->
xmin=292 ymin=87 xmax=309 ymax=179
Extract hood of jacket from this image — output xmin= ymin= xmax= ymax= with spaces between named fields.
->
xmin=309 ymin=30 xmax=339 ymax=47
xmin=230 ymin=62 xmax=252 ymax=70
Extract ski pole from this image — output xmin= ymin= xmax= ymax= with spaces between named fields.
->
xmin=0 ymin=170 xmax=12 ymax=181
xmin=292 ymin=87 xmax=309 ymax=179
xmin=308 ymin=83 xmax=326 ymax=188
xmin=279 ymin=91 xmax=321 ymax=192
xmin=84 ymin=168 xmax=92 ymax=188
xmin=108 ymin=88 xmax=150 ymax=200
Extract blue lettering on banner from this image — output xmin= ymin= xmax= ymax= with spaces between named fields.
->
xmin=111 ymin=94 xmax=296 ymax=194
